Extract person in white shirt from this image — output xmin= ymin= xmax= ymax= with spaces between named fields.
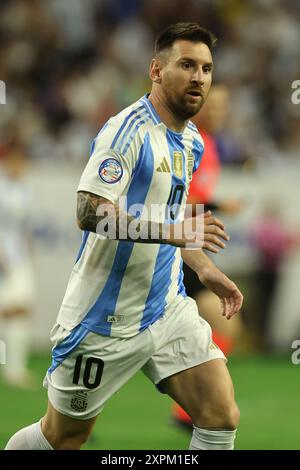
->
xmin=0 ymin=151 xmax=36 ymax=388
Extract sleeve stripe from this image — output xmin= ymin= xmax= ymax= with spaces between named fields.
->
xmin=122 ymin=117 xmax=151 ymax=155
xmin=116 ymin=110 xmax=148 ymax=152
xmin=111 ymin=105 xmax=144 ymax=150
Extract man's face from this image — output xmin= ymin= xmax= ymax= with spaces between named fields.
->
xmin=155 ymin=40 xmax=213 ymax=120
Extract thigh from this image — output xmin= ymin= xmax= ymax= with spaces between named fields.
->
xmin=45 ymin=323 xmax=153 ymax=420
xmin=159 ymin=359 xmax=234 ymax=419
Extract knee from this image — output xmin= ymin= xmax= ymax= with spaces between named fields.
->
xmin=50 ymin=431 xmax=90 ymax=450
xmin=221 ymin=402 xmax=240 ymax=430
xmin=193 ymin=401 xmax=240 ymax=430
xmin=43 ymin=425 xmax=91 ymax=450
xmin=42 ymin=405 xmax=95 ymax=450
xmin=55 ymin=434 xmax=89 ymax=450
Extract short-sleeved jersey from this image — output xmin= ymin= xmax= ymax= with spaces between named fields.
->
xmin=57 ymin=94 xmax=204 ymax=338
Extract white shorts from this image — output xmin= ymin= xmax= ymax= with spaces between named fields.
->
xmin=44 ymin=296 xmax=226 ymax=420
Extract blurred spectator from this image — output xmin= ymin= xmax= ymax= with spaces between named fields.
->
xmin=0 ymin=144 xmax=36 ymax=389
xmin=249 ymin=201 xmax=296 ymax=351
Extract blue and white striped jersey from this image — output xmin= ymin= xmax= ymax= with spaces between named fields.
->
xmin=57 ymin=94 xmax=204 ymax=338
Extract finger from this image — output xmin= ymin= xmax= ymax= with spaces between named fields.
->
xmin=226 ymin=298 xmax=233 ymax=318
xmin=203 ymin=234 xmax=226 ymax=249
xmin=220 ymin=298 xmax=226 ymax=316
xmin=234 ymin=291 xmax=244 ymax=312
xmin=226 ymin=296 xmax=236 ymax=319
xmin=204 ymin=210 xmax=211 ymax=217
xmin=204 ymin=216 xmax=225 ymax=230
xmin=203 ymin=242 xmax=219 ymax=253
xmin=227 ymin=292 xmax=243 ymax=319
xmin=221 ymin=298 xmax=230 ymax=318
xmin=231 ymin=289 xmax=243 ymax=310
xmin=204 ymin=225 xmax=230 ymax=241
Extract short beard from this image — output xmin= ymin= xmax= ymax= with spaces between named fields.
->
xmin=167 ymin=93 xmax=203 ymax=121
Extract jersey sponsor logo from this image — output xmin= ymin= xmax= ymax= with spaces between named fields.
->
xmin=98 ymin=158 xmax=123 ymax=184
xmin=173 ymin=151 xmax=183 ymax=178
xmin=107 ymin=315 xmax=125 ymax=323
xmin=156 ymin=157 xmax=171 ymax=173
xmin=187 ymin=151 xmax=194 ymax=180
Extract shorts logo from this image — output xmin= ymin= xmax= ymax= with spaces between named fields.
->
xmin=70 ymin=391 xmax=88 ymax=412
xmin=98 ymin=158 xmax=123 ymax=184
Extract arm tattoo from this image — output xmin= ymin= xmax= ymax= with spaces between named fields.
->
xmin=77 ymin=191 xmax=112 ymax=233
xmin=77 ymin=191 xmax=169 ymax=244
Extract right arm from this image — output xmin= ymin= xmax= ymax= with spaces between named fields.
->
xmin=77 ymin=191 xmax=228 ymax=250
xmin=77 ymin=128 xmax=228 ymax=250
xmin=77 ymin=190 xmax=179 ymax=245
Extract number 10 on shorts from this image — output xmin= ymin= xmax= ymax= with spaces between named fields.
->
xmin=72 ymin=355 xmax=104 ymax=389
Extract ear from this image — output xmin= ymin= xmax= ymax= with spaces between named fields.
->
xmin=149 ymin=58 xmax=162 ymax=84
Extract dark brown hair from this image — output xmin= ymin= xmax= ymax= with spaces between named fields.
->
xmin=155 ymin=22 xmax=217 ymax=55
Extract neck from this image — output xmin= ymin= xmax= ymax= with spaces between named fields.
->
xmin=148 ymin=91 xmax=187 ymax=133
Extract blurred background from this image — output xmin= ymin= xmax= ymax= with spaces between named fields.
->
xmin=0 ymin=0 xmax=300 ymax=450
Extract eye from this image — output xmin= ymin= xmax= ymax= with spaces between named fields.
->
xmin=203 ymin=66 xmax=212 ymax=74
xmin=182 ymin=62 xmax=192 ymax=70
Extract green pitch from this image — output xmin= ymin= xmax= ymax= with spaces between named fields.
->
xmin=0 ymin=354 xmax=299 ymax=450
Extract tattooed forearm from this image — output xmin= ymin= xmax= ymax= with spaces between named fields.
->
xmin=77 ymin=191 xmax=144 ymax=238
xmin=76 ymin=191 xmax=170 ymax=244
xmin=77 ymin=191 xmax=113 ymax=232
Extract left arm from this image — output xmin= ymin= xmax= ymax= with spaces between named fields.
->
xmin=181 ymin=248 xmax=243 ymax=319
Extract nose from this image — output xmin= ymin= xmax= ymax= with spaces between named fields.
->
xmin=191 ymin=67 xmax=204 ymax=85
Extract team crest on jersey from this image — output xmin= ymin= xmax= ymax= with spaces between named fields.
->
xmin=70 ymin=391 xmax=88 ymax=412
xmin=173 ymin=151 xmax=183 ymax=178
xmin=98 ymin=158 xmax=123 ymax=184
xmin=187 ymin=151 xmax=194 ymax=180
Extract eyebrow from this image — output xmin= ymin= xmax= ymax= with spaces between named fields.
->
xmin=178 ymin=57 xmax=214 ymax=67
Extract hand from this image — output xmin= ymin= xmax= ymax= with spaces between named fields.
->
xmin=170 ymin=211 xmax=229 ymax=252
xmin=202 ymin=210 xmax=229 ymax=253
xmin=198 ymin=265 xmax=243 ymax=319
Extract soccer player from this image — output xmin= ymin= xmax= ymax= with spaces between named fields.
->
xmin=5 ymin=23 xmax=243 ymax=451
xmin=0 ymin=152 xmax=36 ymax=389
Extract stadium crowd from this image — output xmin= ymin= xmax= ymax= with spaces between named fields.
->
xmin=1 ymin=0 xmax=300 ymax=166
